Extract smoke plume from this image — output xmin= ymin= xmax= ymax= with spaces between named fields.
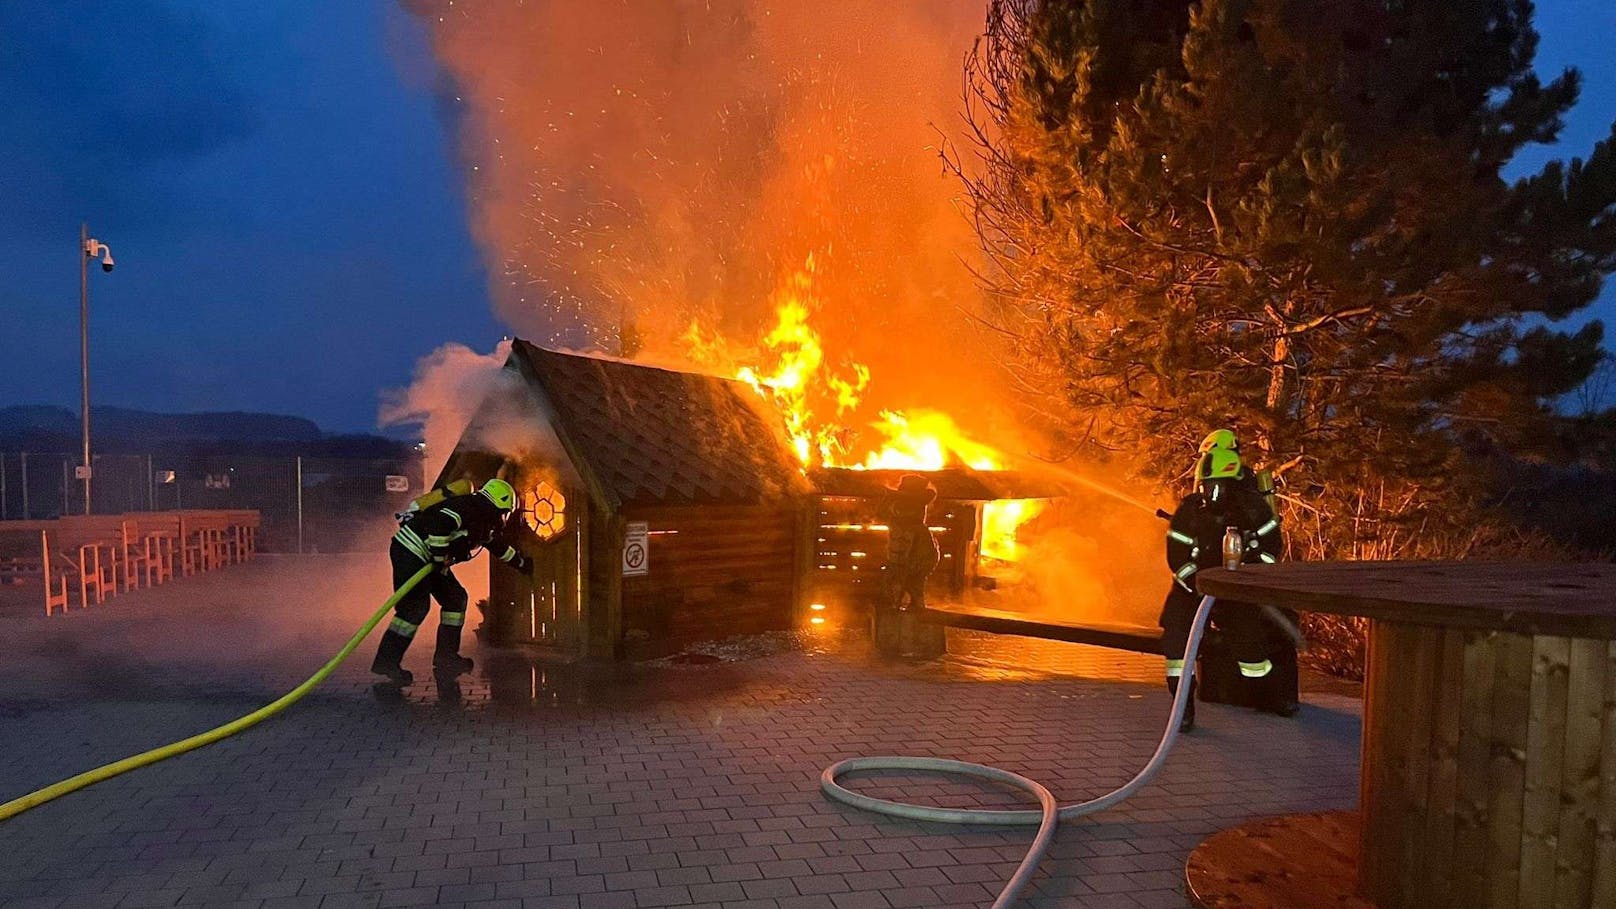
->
xmin=380 ymin=340 xmax=514 ymax=478
xmin=405 ymin=0 xmax=1005 ymax=432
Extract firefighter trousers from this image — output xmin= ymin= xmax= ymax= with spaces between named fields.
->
xmin=373 ymin=540 xmax=470 ymax=670
xmin=1159 ymin=583 xmax=1286 ymax=681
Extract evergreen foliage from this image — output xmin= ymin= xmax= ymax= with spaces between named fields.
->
xmin=960 ymin=0 xmax=1616 ymax=560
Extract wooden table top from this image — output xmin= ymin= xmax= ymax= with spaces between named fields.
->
xmin=1197 ymin=561 xmax=1616 ymax=639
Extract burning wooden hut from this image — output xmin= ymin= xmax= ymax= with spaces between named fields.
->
xmin=438 ymin=340 xmax=1061 ymax=659
xmin=439 ymin=341 xmax=807 ymax=660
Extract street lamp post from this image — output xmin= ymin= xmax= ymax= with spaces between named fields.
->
xmin=79 ymin=223 xmax=114 ymax=515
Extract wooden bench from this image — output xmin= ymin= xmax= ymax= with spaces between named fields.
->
xmin=0 ymin=527 xmax=69 ymax=616
xmin=54 ymin=516 xmax=127 ymax=607
xmin=222 ymin=509 xmax=260 ymax=563
xmin=177 ymin=511 xmax=223 ymax=574
xmin=121 ymin=512 xmax=180 ymax=588
xmin=173 ymin=510 xmax=261 ymax=573
xmin=918 ymin=602 xmax=1165 ymax=654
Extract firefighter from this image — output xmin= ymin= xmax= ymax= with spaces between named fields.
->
xmin=371 ymin=477 xmax=533 ymax=685
xmin=1158 ymin=433 xmax=1292 ymax=730
xmin=880 ymin=474 xmax=940 ymax=611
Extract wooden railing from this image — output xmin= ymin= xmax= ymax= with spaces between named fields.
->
xmin=0 ymin=510 xmax=260 ymax=616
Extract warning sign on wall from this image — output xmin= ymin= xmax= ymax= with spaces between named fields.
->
xmin=622 ymin=522 xmax=649 ymax=577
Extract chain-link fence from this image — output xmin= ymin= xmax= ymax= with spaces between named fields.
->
xmin=0 ymin=451 xmax=426 ymax=553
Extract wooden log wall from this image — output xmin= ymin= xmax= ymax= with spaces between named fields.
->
xmin=809 ymin=496 xmax=975 ymax=606
xmin=1360 ymin=620 xmax=1616 ymax=909
xmin=619 ymin=502 xmax=798 ymax=657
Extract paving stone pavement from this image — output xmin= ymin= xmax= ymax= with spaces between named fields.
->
xmin=0 ymin=556 xmax=1361 ymax=908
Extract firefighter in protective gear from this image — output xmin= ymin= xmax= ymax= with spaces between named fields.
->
xmin=1157 ymin=438 xmax=1292 ymax=730
xmin=371 ymin=477 xmax=533 ymax=685
xmin=880 ymin=475 xmax=940 ymax=611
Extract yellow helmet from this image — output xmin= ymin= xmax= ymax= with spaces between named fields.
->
xmin=1199 ymin=428 xmax=1239 ymax=454
xmin=1196 ymin=449 xmax=1245 ymax=483
xmin=480 ymin=478 xmax=517 ymax=512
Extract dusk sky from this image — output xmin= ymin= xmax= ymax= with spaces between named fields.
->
xmin=2 ymin=0 xmax=1613 ymax=433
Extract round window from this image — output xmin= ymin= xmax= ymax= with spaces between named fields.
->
xmin=524 ymin=480 xmax=567 ymax=540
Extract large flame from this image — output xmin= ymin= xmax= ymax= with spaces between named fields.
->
xmin=689 ymin=259 xmax=1045 ymax=564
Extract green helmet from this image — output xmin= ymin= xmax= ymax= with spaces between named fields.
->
xmin=1199 ymin=428 xmax=1239 ymax=454
xmin=1196 ymin=448 xmax=1245 ymax=483
xmin=480 ymin=478 xmax=517 ymax=512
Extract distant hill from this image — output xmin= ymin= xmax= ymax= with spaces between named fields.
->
xmin=0 ymin=406 xmax=412 ymax=458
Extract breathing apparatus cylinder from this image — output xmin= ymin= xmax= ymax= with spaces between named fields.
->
xmin=396 ymin=477 xmax=476 ymax=522
xmin=1255 ymin=468 xmax=1277 ymax=516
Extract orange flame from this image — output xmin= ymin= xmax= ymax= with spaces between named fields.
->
xmin=689 ymin=258 xmax=1045 ymax=562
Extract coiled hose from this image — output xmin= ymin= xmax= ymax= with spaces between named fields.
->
xmin=0 ymin=564 xmax=436 ymax=823
xmin=821 ymin=593 xmax=1218 ymax=909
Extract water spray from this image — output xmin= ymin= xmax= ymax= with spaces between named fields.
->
xmin=1055 ymin=470 xmax=1162 ymax=516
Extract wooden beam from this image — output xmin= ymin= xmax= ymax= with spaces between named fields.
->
xmin=917 ymin=604 xmax=1162 ymax=654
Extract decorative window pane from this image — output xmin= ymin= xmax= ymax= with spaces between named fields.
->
xmin=524 ymin=480 xmax=567 ymax=540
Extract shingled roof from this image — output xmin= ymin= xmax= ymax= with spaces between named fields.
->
xmin=510 ymin=341 xmax=805 ymax=507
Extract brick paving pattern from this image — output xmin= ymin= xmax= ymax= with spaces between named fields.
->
xmin=0 ymin=556 xmax=1361 ymax=908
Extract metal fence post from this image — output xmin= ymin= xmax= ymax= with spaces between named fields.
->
xmin=61 ymin=457 xmax=70 ymax=515
xmin=296 ymin=455 xmax=304 ymax=554
xmin=19 ymin=452 xmax=28 ymax=519
xmin=146 ymin=453 xmax=154 ymax=511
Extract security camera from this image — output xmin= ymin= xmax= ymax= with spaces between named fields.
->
xmin=86 ymin=239 xmax=114 ymax=272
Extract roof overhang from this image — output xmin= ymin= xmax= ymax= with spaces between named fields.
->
xmin=809 ymin=467 xmax=1067 ymax=502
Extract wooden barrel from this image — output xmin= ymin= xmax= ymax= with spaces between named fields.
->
xmin=1196 ymin=562 xmax=1616 ymax=909
xmin=1360 ymin=621 xmax=1616 ymax=909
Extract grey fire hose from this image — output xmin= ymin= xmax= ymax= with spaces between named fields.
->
xmin=820 ymin=593 xmax=1219 ymax=909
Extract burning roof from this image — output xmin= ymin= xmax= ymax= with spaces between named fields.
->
xmin=511 ymin=341 xmax=806 ymax=507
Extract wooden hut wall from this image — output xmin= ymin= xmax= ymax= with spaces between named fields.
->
xmin=618 ymin=502 xmax=798 ymax=656
xmin=487 ymin=504 xmax=585 ymax=652
xmin=809 ymin=495 xmax=977 ymax=606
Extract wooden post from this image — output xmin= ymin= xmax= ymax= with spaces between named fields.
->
xmin=573 ymin=503 xmax=588 ymax=656
xmin=791 ymin=495 xmax=816 ymax=624
xmin=585 ymin=508 xmax=624 ymax=660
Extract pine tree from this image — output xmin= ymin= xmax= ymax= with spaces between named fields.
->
xmin=961 ymin=0 xmax=1616 ymax=557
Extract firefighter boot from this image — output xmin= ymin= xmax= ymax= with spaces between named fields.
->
xmin=433 ymin=622 xmax=474 ymax=676
xmin=370 ymin=630 xmax=414 ymax=686
xmin=1166 ymin=676 xmax=1196 ymax=732
xmin=1262 ymin=660 xmax=1300 ymax=718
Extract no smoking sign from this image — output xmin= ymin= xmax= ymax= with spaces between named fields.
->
xmin=622 ymin=522 xmax=649 ymax=577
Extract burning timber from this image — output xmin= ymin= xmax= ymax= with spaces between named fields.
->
xmin=436 ymin=340 xmax=1061 ymax=660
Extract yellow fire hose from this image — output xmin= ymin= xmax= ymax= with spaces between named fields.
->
xmin=0 ymin=564 xmax=435 ymax=824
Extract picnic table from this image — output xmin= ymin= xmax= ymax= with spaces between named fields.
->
xmin=1186 ymin=561 xmax=1616 ymax=909
xmin=0 ymin=510 xmax=260 ymax=614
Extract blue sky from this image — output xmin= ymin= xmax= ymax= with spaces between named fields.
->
xmin=0 ymin=0 xmax=1612 ymax=432
xmin=0 ymin=1 xmax=498 ymax=432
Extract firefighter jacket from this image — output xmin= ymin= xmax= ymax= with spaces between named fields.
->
xmin=394 ymin=493 xmax=528 ymax=570
xmin=1164 ymin=483 xmax=1282 ymax=592
xmin=879 ymin=479 xmax=940 ymax=574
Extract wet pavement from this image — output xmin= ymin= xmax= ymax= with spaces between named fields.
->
xmin=0 ymin=555 xmax=1361 ymax=908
